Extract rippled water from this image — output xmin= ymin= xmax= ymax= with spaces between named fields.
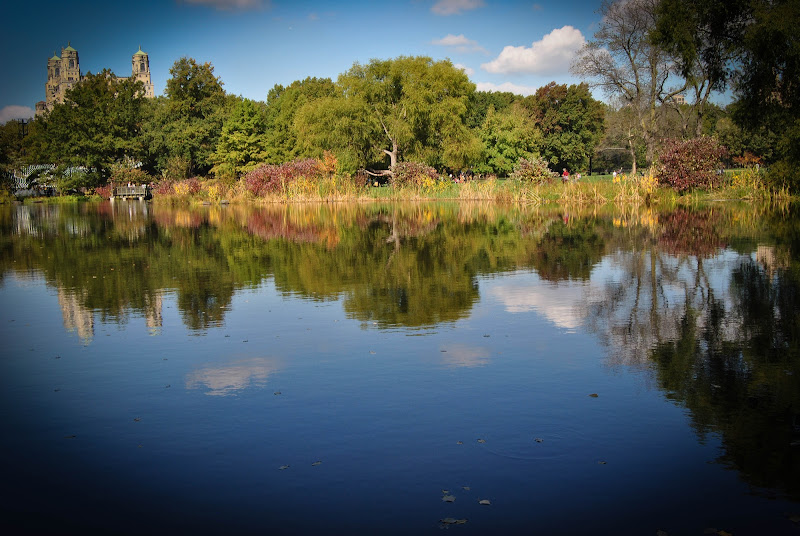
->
xmin=1 ymin=201 xmax=798 ymax=535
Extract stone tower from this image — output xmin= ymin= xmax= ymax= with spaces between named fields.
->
xmin=38 ymin=42 xmax=81 ymax=114
xmin=132 ymin=46 xmax=154 ymax=98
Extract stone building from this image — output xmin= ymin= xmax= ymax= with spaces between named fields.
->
xmin=35 ymin=43 xmax=154 ymax=115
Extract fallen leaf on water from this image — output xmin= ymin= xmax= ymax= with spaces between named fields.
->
xmin=274 ymin=391 xmax=282 ymax=395
xmin=439 ymin=518 xmax=467 ymax=526
xmin=717 ymin=531 xmax=733 ymax=536
xmin=479 ymin=499 xmax=491 ymax=505
xmin=311 ymin=461 xmax=322 ymax=466
xmin=456 ymin=441 xmax=463 ymax=445
xmin=588 ymin=393 xmax=599 ymax=398
xmin=278 ymin=465 xmax=290 ymax=470
xmin=534 ymin=438 xmax=544 ymax=443
xmin=656 ymin=530 xmax=669 ymax=536
xmin=477 ymin=439 xmax=486 ymax=444
xmin=597 ymin=460 xmax=607 ymax=464
xmin=462 ymin=486 xmax=470 ymax=491
xmin=441 ymin=489 xmax=449 ymax=494
xmin=787 ymin=513 xmax=800 ymax=523
xmin=133 ymin=417 xmax=141 ymax=422
xmin=442 ymin=495 xmax=456 ymax=503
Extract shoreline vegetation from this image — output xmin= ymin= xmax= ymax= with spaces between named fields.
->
xmin=11 ymin=165 xmax=791 ymax=209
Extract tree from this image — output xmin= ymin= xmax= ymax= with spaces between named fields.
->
xmin=476 ymin=104 xmax=542 ymax=176
xmin=571 ymin=0 xmax=683 ymax=173
xmin=465 ymin=90 xmax=521 ymax=130
xmin=141 ymin=58 xmax=228 ymax=178
xmin=210 ymin=98 xmax=269 ymax=179
xmin=653 ymin=0 xmax=747 ymax=137
xmin=521 ymin=82 xmax=605 ymax=173
xmin=296 ymin=56 xmax=481 ymax=174
xmin=23 ymin=69 xmax=147 ymax=189
xmin=263 ymin=77 xmax=336 ymax=164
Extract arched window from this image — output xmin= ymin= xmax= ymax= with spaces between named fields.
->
xmin=140 ymin=61 xmax=146 ymax=72
xmin=69 ymin=59 xmax=74 ymax=69
xmin=55 ymin=68 xmax=60 ymax=77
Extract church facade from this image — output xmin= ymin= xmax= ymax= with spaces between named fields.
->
xmin=36 ymin=43 xmax=155 ymax=115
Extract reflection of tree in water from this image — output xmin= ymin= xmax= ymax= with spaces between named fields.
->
xmin=651 ymin=260 xmax=800 ymax=499
xmin=584 ymin=205 xmax=800 ymax=500
xmin=529 ymin=216 xmax=609 ymax=282
xmin=657 ymin=207 xmax=726 ymax=257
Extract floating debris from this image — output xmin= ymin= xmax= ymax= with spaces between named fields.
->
xmin=477 ymin=439 xmax=486 ymax=444
xmin=588 ymin=393 xmax=599 ymax=398
xmin=439 ymin=518 xmax=467 ymax=526
xmin=278 ymin=465 xmax=290 ymax=470
xmin=133 ymin=417 xmax=141 ymax=422
xmin=274 ymin=391 xmax=282 ymax=395
xmin=442 ymin=495 xmax=456 ymax=503
xmin=597 ymin=460 xmax=607 ymax=465
xmin=462 ymin=486 xmax=470 ymax=491
xmin=311 ymin=461 xmax=322 ymax=466
xmin=456 ymin=441 xmax=463 ymax=445
xmin=165 ymin=384 xmax=171 ymax=388
xmin=479 ymin=499 xmax=491 ymax=505
xmin=64 ymin=435 xmax=76 ymax=439
xmin=534 ymin=438 xmax=544 ymax=443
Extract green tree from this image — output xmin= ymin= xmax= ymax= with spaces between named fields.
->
xmin=23 ymin=70 xmax=146 ymax=189
xmin=465 ymin=90 xmax=520 ymax=130
xmin=476 ymin=104 xmax=542 ymax=176
xmin=210 ymin=98 xmax=269 ymax=179
xmin=296 ymin=56 xmax=481 ymax=174
xmin=521 ymin=82 xmax=605 ymax=173
xmin=141 ymin=58 xmax=228 ymax=178
xmin=263 ymin=77 xmax=336 ymax=164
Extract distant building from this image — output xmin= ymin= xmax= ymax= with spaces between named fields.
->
xmin=35 ymin=43 xmax=154 ymax=115
xmin=672 ymin=94 xmax=686 ymax=105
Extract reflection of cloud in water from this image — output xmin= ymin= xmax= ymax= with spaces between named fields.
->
xmin=490 ymin=282 xmax=586 ymax=330
xmin=185 ymin=357 xmax=281 ymax=396
xmin=440 ymin=344 xmax=491 ymax=368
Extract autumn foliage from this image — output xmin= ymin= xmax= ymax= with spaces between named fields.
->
xmin=657 ymin=137 xmax=728 ymax=192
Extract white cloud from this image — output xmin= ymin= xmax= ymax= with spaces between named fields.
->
xmin=431 ymin=0 xmax=485 ymax=15
xmin=431 ymin=34 xmax=487 ymax=54
xmin=481 ymin=26 xmax=586 ymax=75
xmin=454 ymin=63 xmax=475 ymax=76
xmin=184 ymin=0 xmax=269 ymax=11
xmin=0 ymin=106 xmax=35 ymax=124
xmin=475 ymin=81 xmax=538 ymax=96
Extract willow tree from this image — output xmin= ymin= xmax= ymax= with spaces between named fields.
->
xmin=295 ymin=56 xmax=481 ymax=174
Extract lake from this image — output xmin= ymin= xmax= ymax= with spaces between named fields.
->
xmin=1 ymin=200 xmax=798 ymax=535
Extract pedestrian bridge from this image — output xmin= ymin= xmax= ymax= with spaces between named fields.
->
xmin=112 ymin=185 xmax=150 ymax=200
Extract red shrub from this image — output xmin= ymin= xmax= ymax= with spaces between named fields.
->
xmin=657 ymin=137 xmax=728 ymax=192
xmin=244 ymin=158 xmax=322 ymax=196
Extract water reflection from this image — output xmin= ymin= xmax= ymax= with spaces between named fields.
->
xmin=186 ymin=357 xmax=282 ymax=396
xmin=1 ymin=200 xmax=799 ymax=508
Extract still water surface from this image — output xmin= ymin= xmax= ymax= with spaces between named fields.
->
xmin=1 ymin=201 xmax=798 ymax=535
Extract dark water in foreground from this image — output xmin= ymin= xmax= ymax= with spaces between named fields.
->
xmin=1 ymin=201 xmax=799 ymax=535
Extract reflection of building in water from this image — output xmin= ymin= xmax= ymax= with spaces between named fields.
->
xmin=185 ymin=357 xmax=282 ymax=396
xmin=57 ymin=288 xmax=94 ymax=344
xmin=143 ymin=293 xmax=163 ymax=335
xmin=756 ymin=245 xmax=789 ymax=275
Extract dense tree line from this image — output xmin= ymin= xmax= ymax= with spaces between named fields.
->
xmin=1 ymin=0 xmax=796 ymax=191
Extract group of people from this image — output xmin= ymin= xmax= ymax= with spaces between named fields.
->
xmin=561 ymin=168 xmax=581 ymax=183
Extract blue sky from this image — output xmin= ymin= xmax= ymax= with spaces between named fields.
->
xmin=0 ymin=0 xmax=604 ymax=123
